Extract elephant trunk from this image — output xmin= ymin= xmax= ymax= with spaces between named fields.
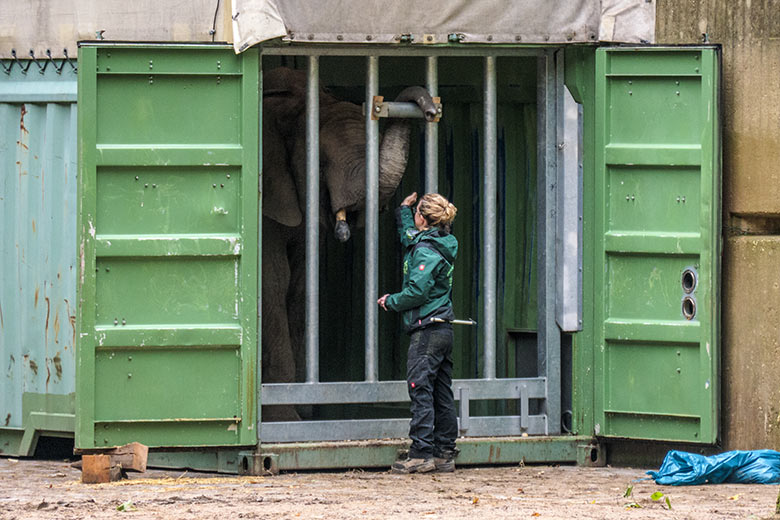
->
xmin=377 ymin=87 xmax=437 ymax=205
xmin=378 ymin=122 xmax=412 ymax=205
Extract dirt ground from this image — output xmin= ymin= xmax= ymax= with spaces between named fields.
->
xmin=1 ymin=458 xmax=778 ymax=520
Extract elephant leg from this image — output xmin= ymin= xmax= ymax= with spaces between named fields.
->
xmin=287 ymin=225 xmax=307 ymax=383
xmin=285 ymin=226 xmax=314 ymax=419
xmin=261 ymin=217 xmax=300 ymax=422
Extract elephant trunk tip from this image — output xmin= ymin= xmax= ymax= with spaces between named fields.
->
xmin=395 ymin=86 xmax=438 ymax=122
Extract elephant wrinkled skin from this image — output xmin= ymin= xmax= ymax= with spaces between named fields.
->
xmin=261 ymin=67 xmax=437 ymax=421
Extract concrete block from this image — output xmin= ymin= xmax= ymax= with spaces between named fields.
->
xmin=722 ymin=236 xmax=780 ymax=450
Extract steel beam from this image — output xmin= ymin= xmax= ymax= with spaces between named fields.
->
xmin=262 ymin=377 xmax=546 ymax=405
xmin=555 ymin=63 xmax=583 ymax=333
xmin=260 ymin=45 xmax=546 ymax=58
xmin=146 ymin=436 xmax=598 ymax=473
xmin=305 ymin=55 xmax=320 ymax=383
xmin=536 ymin=50 xmax=562 ymax=435
xmin=364 ymin=56 xmax=380 ymax=382
xmin=425 ymin=56 xmax=439 ymax=193
xmin=482 ymin=56 xmax=497 ymax=379
xmin=260 ymin=416 xmax=548 ymax=442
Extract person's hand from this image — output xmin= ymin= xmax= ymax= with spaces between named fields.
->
xmin=401 ymin=192 xmax=417 ymax=207
xmin=377 ymin=294 xmax=390 ymax=311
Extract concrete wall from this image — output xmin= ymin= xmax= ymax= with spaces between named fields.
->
xmin=657 ymin=1 xmax=780 ymax=450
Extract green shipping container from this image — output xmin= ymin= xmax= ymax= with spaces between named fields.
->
xmin=76 ymin=45 xmax=259 ymax=449
xmin=63 ymin=43 xmax=721 ymax=460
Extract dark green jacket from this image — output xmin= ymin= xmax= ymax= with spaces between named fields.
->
xmin=385 ymin=206 xmax=458 ymax=333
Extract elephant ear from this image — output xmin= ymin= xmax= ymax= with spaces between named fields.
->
xmin=319 ymin=101 xmax=368 ymax=215
xmin=262 ymin=96 xmax=303 ymax=228
xmin=261 ymin=67 xmax=308 ymax=227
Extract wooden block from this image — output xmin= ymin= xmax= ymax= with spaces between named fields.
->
xmin=81 ymin=454 xmax=122 ymax=484
xmin=108 ymin=442 xmax=148 ymax=473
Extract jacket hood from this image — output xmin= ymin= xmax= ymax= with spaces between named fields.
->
xmin=414 ymin=228 xmax=458 ymax=264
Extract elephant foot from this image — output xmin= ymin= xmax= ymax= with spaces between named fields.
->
xmin=334 ymin=220 xmax=351 ymax=242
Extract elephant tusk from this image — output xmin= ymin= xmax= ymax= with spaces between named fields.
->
xmin=336 ymin=208 xmax=347 ymax=222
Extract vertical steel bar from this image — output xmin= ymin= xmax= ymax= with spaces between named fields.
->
xmin=482 ymin=56 xmax=497 ymax=380
xmin=305 ymin=56 xmax=320 ymax=383
xmin=364 ymin=56 xmax=380 ymax=382
xmin=537 ymin=50 xmax=562 ymax=435
xmin=425 ymin=56 xmax=439 ymax=194
xmin=257 ymin=58 xmax=264 ymax=430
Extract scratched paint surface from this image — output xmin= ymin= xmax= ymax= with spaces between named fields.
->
xmin=593 ymin=48 xmax=720 ymax=443
xmin=76 ymin=45 xmax=258 ymax=449
xmin=0 ymin=65 xmax=78 ymax=431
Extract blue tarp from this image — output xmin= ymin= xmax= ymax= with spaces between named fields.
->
xmin=648 ymin=450 xmax=780 ymax=485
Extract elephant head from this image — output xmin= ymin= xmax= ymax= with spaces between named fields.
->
xmin=261 ymin=66 xmax=437 ymax=241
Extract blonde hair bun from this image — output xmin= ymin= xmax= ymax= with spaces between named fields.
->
xmin=418 ymin=193 xmax=457 ymax=228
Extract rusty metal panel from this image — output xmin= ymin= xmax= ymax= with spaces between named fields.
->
xmin=0 ymin=63 xmax=78 ymax=433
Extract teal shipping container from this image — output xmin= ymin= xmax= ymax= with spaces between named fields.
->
xmin=0 ymin=59 xmax=79 ymax=456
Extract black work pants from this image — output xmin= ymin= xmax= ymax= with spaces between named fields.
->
xmin=406 ymin=323 xmax=457 ymax=459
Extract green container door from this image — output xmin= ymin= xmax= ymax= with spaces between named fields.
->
xmin=594 ymin=47 xmax=720 ymax=442
xmin=76 ymin=45 xmax=259 ymax=449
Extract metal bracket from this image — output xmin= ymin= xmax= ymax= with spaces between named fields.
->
xmin=458 ymin=386 xmax=470 ymax=433
xmin=520 ymin=384 xmax=530 ymax=432
xmin=237 ymin=452 xmax=279 ymax=475
xmin=369 ymin=95 xmax=442 ymax=122
xmin=576 ymin=442 xmax=606 ymax=467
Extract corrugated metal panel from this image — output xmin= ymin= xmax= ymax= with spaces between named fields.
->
xmin=0 ymin=63 xmax=78 ymax=431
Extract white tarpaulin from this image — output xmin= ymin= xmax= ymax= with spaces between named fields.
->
xmin=232 ymin=0 xmax=655 ymax=53
xmin=0 ymin=0 xmax=233 ymax=59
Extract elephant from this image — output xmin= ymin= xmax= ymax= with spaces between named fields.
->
xmin=261 ymin=67 xmax=437 ymax=421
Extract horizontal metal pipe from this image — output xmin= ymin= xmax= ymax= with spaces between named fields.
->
xmin=262 ymin=378 xmax=547 ymax=405
xmin=380 ymin=101 xmax=437 ymax=119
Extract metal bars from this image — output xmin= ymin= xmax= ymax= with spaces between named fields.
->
xmin=364 ymin=56 xmax=380 ymax=382
xmin=536 ymin=50 xmax=562 ymax=435
xmin=482 ymin=56 xmax=498 ymax=380
xmin=305 ymin=56 xmax=320 ymax=383
xmin=425 ymin=56 xmax=438 ymax=193
xmin=262 ymin=46 xmax=569 ymax=444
